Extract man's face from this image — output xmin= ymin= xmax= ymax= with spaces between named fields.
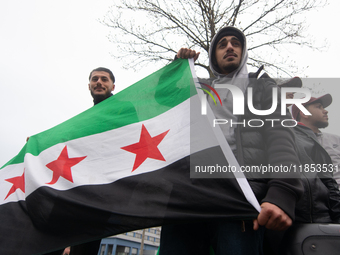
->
xmin=214 ymin=36 xmax=243 ymax=75
xmin=88 ymin=71 xmax=115 ymax=99
xmin=306 ymin=102 xmax=329 ymax=129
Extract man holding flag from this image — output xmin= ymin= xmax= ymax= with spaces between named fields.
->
xmin=159 ymin=27 xmax=303 ymax=254
xmin=46 ymin=67 xmax=117 ymax=255
xmin=70 ymin=68 xmax=117 ymax=254
xmin=0 ymin=28 xmax=302 ymax=254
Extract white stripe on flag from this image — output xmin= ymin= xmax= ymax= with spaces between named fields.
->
xmin=0 ymin=99 xmax=192 ymax=204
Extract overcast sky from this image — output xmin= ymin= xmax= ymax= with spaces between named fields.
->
xmin=1 ymin=0 xmax=340 ymax=167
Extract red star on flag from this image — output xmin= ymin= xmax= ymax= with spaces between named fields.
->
xmin=46 ymin=145 xmax=87 ymax=185
xmin=121 ymin=124 xmax=170 ymax=172
xmin=5 ymin=169 xmax=25 ymax=200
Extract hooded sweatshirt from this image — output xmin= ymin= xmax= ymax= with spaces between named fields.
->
xmin=204 ymin=27 xmax=303 ymax=219
xmin=207 ymin=27 xmax=249 ymax=152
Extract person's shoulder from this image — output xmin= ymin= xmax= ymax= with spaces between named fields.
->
xmin=248 ymin=66 xmax=276 ymax=87
xmin=294 ymin=124 xmax=315 ymax=136
xmin=322 ymin=132 xmax=340 ymax=140
xmin=249 ymin=73 xmax=276 ymax=92
xmin=197 ymin=77 xmax=215 ymax=86
xmin=248 ymin=66 xmax=264 ymax=79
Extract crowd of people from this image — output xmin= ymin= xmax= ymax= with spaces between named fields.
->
xmin=45 ymin=26 xmax=340 ymax=255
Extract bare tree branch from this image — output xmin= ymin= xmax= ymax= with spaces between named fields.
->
xmin=101 ymin=0 xmax=327 ymax=77
xmin=231 ymin=0 xmax=244 ymax=26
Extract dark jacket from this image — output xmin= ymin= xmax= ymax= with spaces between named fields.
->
xmin=199 ymin=67 xmax=303 ymax=220
xmin=235 ymin=70 xmax=303 ymax=220
xmin=294 ymin=124 xmax=340 ymax=223
xmin=203 ymin=26 xmax=303 ymax=220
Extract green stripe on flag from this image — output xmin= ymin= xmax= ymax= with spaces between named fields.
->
xmin=1 ymin=59 xmax=195 ymax=168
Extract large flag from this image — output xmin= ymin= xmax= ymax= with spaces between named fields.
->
xmin=0 ymin=59 xmax=259 ymax=254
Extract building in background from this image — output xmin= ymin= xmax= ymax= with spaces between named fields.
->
xmin=98 ymin=227 xmax=161 ymax=255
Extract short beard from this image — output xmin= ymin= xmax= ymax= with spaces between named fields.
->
xmin=315 ymin=121 xmax=329 ymax=129
xmin=221 ymin=63 xmax=240 ymax=75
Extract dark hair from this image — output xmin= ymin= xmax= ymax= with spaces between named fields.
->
xmin=211 ymin=27 xmax=245 ymax=73
xmin=89 ymin=67 xmax=115 ymax=83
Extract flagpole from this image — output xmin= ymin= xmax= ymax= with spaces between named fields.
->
xmin=139 ymin=229 xmax=145 ymax=255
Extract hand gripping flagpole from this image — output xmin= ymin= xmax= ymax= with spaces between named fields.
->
xmin=188 ymin=58 xmax=261 ymax=213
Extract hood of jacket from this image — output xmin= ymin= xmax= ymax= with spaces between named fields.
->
xmin=206 ymin=27 xmax=250 ymax=148
xmin=209 ymin=26 xmax=249 ymax=80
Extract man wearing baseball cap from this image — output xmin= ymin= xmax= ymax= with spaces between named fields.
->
xmin=292 ymin=94 xmax=332 ymax=131
xmin=292 ymin=94 xmax=340 ymax=185
xmin=264 ymin=94 xmax=340 ymax=254
xmin=291 ymin=93 xmax=340 ymax=223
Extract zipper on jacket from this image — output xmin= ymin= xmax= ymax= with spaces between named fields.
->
xmin=302 ymin=173 xmax=314 ymax=223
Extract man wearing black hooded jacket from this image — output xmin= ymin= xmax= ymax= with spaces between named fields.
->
xmin=159 ymin=27 xmax=303 ymax=255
